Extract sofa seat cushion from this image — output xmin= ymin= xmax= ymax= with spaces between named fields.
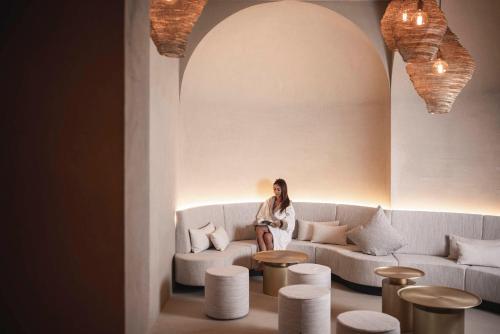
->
xmin=465 ymin=266 xmax=500 ymax=304
xmin=315 ymin=244 xmax=396 ymax=287
xmin=287 ymin=240 xmax=317 ymax=262
xmin=394 ymin=254 xmax=467 ymax=289
xmin=175 ymin=243 xmax=253 ymax=286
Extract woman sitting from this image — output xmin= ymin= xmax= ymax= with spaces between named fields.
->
xmin=255 ymin=178 xmax=296 ymax=251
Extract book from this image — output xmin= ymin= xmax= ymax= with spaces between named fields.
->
xmin=256 ymin=220 xmax=272 ymax=226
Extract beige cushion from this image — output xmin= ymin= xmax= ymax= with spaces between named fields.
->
xmin=297 ymin=219 xmax=339 ymax=241
xmin=311 ymin=224 xmax=348 ymax=245
xmin=210 ymin=226 xmax=230 ymax=251
xmin=176 ymin=205 xmax=225 ymax=254
xmin=347 ymin=207 xmax=405 ymax=256
xmin=449 ymin=234 xmax=500 ymax=259
xmin=457 ymin=241 xmax=500 ymax=268
xmin=189 ymin=222 xmax=216 ymax=253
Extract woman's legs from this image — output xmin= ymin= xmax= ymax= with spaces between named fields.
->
xmin=263 ymin=232 xmax=274 ymax=250
xmin=255 ymin=226 xmax=268 ymax=251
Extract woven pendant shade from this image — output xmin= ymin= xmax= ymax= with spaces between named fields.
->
xmin=406 ymin=29 xmax=475 ymax=114
xmin=394 ymin=0 xmax=447 ymax=63
xmin=150 ymin=0 xmax=207 ymax=58
xmin=381 ymin=0 xmax=403 ymax=51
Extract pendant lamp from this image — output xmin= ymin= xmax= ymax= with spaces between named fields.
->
xmin=150 ymin=0 xmax=207 ymax=58
xmin=394 ymin=0 xmax=447 ymax=63
xmin=406 ymin=29 xmax=475 ymax=114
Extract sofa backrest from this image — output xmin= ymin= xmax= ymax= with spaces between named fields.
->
xmin=392 ymin=210 xmax=483 ymax=256
xmin=175 ymin=202 xmax=497 ymax=255
xmin=483 ymin=215 xmax=500 ymax=240
xmin=223 ymin=202 xmax=261 ymax=241
xmin=176 ymin=205 xmax=225 ymax=254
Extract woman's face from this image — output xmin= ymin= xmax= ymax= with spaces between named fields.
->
xmin=273 ymin=184 xmax=282 ymax=198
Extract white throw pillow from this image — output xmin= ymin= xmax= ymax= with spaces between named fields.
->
xmin=189 ymin=222 xmax=216 ymax=253
xmin=448 ymin=235 xmax=500 ymax=260
xmin=297 ymin=220 xmax=340 ymax=241
xmin=311 ymin=224 xmax=348 ymax=245
xmin=346 ymin=206 xmax=405 ymax=256
xmin=210 ymin=226 xmax=230 ymax=251
xmin=456 ymin=241 xmax=500 ymax=268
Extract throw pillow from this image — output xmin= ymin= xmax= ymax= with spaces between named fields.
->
xmin=456 ymin=241 xmax=500 ymax=268
xmin=210 ymin=226 xmax=230 ymax=251
xmin=448 ymin=235 xmax=500 ymax=260
xmin=347 ymin=206 xmax=405 ymax=256
xmin=189 ymin=222 xmax=216 ymax=253
xmin=311 ymin=224 xmax=348 ymax=245
xmin=297 ymin=219 xmax=340 ymax=241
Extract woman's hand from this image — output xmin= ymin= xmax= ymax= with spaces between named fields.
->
xmin=270 ymin=220 xmax=282 ymax=228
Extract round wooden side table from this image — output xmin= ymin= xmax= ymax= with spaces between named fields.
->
xmin=253 ymin=250 xmax=308 ymax=296
xmin=374 ymin=266 xmax=425 ymax=333
xmin=398 ymin=285 xmax=481 ymax=334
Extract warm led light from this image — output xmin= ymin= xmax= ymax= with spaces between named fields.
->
xmin=165 ymin=0 xmax=178 ymax=4
xmin=433 ymin=58 xmax=448 ymax=74
xmin=401 ymin=10 xmax=409 ymax=23
xmin=412 ymin=9 xmax=428 ymax=26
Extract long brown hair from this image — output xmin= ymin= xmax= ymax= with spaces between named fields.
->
xmin=274 ymin=178 xmax=290 ymax=213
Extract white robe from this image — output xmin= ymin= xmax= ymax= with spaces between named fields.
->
xmin=256 ymin=197 xmax=296 ymax=250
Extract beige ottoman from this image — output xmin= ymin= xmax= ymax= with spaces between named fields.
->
xmin=278 ymin=284 xmax=330 ymax=334
xmin=337 ymin=310 xmax=400 ymax=334
xmin=205 ymin=265 xmax=249 ymax=320
xmin=287 ymin=263 xmax=331 ymax=289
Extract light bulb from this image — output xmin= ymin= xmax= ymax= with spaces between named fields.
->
xmin=433 ymin=58 xmax=449 ymax=74
xmin=412 ymin=9 xmax=428 ymax=26
xmin=165 ymin=0 xmax=178 ymax=4
xmin=401 ymin=10 xmax=409 ymax=23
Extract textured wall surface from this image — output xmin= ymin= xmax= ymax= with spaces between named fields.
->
xmin=149 ymin=40 xmax=178 ymax=325
xmin=178 ymin=0 xmax=391 ymax=209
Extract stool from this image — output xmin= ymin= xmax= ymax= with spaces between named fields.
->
xmin=337 ymin=310 xmax=400 ymax=334
xmin=205 ymin=265 xmax=249 ymax=319
xmin=278 ymin=284 xmax=330 ymax=334
xmin=287 ymin=263 xmax=331 ymax=289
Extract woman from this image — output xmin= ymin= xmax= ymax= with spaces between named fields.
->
xmin=255 ymin=179 xmax=295 ymax=251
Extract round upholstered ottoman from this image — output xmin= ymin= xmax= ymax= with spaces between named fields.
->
xmin=337 ymin=310 xmax=400 ymax=334
xmin=287 ymin=263 xmax=331 ymax=289
xmin=278 ymin=284 xmax=330 ymax=334
xmin=205 ymin=265 xmax=249 ymax=320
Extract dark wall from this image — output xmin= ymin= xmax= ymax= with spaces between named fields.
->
xmin=0 ymin=1 xmax=125 ymax=333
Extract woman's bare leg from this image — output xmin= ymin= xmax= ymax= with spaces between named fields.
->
xmin=255 ymin=226 xmax=268 ymax=252
xmin=263 ymin=232 xmax=274 ymax=250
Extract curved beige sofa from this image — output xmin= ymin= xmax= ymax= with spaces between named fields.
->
xmin=174 ymin=202 xmax=500 ymax=304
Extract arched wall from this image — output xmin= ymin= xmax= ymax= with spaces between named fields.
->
xmin=178 ymin=0 xmax=390 ymax=209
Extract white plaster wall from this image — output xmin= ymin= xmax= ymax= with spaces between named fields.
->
xmin=178 ymin=0 xmax=390 ymax=209
xmin=148 ymin=40 xmax=178 ymax=325
xmin=125 ymin=0 xmax=150 ymax=333
xmin=391 ymin=0 xmax=500 ymax=215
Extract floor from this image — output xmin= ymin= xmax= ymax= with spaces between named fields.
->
xmin=151 ymin=276 xmax=500 ymax=333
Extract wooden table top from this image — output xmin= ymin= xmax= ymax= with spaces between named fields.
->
xmin=374 ymin=266 xmax=425 ymax=280
xmin=398 ymin=286 xmax=482 ymax=309
xmin=253 ymin=250 xmax=308 ymax=265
